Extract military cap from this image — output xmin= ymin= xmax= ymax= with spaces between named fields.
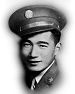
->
xmin=8 ymin=5 xmax=67 ymax=37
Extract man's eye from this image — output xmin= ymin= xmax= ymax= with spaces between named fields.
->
xmin=23 ymin=43 xmax=31 ymax=48
xmin=39 ymin=45 xmax=48 ymax=48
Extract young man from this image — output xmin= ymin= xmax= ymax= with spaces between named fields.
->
xmin=8 ymin=5 xmax=67 ymax=91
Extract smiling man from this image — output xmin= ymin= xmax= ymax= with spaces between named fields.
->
xmin=8 ymin=5 xmax=67 ymax=91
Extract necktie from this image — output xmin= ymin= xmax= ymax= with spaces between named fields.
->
xmin=31 ymin=78 xmax=37 ymax=90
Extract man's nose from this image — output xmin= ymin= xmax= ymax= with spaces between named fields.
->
xmin=30 ymin=46 xmax=38 ymax=57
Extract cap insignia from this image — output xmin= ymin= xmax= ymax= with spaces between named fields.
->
xmin=25 ymin=10 xmax=33 ymax=18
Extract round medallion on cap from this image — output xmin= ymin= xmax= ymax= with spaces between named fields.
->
xmin=25 ymin=10 xmax=33 ymax=18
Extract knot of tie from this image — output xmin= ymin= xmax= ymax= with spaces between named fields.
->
xmin=31 ymin=78 xmax=37 ymax=90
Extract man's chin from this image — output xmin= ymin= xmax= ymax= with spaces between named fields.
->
xmin=27 ymin=66 xmax=43 ymax=72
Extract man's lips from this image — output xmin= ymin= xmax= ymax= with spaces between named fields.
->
xmin=27 ymin=60 xmax=42 ymax=65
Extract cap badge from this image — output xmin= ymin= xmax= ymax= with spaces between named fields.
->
xmin=25 ymin=10 xmax=33 ymax=18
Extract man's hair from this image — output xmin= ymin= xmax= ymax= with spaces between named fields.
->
xmin=51 ymin=29 xmax=61 ymax=45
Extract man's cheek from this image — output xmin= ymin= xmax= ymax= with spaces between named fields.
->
xmin=41 ymin=50 xmax=50 ymax=56
xmin=40 ymin=53 xmax=48 ymax=61
xmin=22 ymin=49 xmax=30 ymax=56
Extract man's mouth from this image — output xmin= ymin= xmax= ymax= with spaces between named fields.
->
xmin=28 ymin=60 xmax=42 ymax=65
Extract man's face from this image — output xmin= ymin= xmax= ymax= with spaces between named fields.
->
xmin=21 ymin=31 xmax=56 ymax=71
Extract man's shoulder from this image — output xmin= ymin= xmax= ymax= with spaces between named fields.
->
xmin=44 ymin=60 xmax=59 ymax=85
xmin=35 ymin=60 xmax=60 ymax=90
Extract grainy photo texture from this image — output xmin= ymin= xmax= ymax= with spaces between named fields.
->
xmin=8 ymin=5 xmax=67 ymax=93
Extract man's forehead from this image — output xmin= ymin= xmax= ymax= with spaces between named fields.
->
xmin=26 ymin=31 xmax=53 ymax=42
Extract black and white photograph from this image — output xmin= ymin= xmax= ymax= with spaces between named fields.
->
xmin=0 ymin=0 xmax=75 ymax=94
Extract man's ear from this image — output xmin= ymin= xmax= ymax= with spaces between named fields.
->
xmin=54 ymin=42 xmax=61 ymax=56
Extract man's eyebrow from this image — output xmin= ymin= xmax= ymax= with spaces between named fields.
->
xmin=21 ymin=39 xmax=32 ymax=44
xmin=25 ymin=40 xmax=31 ymax=43
xmin=37 ymin=41 xmax=49 ymax=45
